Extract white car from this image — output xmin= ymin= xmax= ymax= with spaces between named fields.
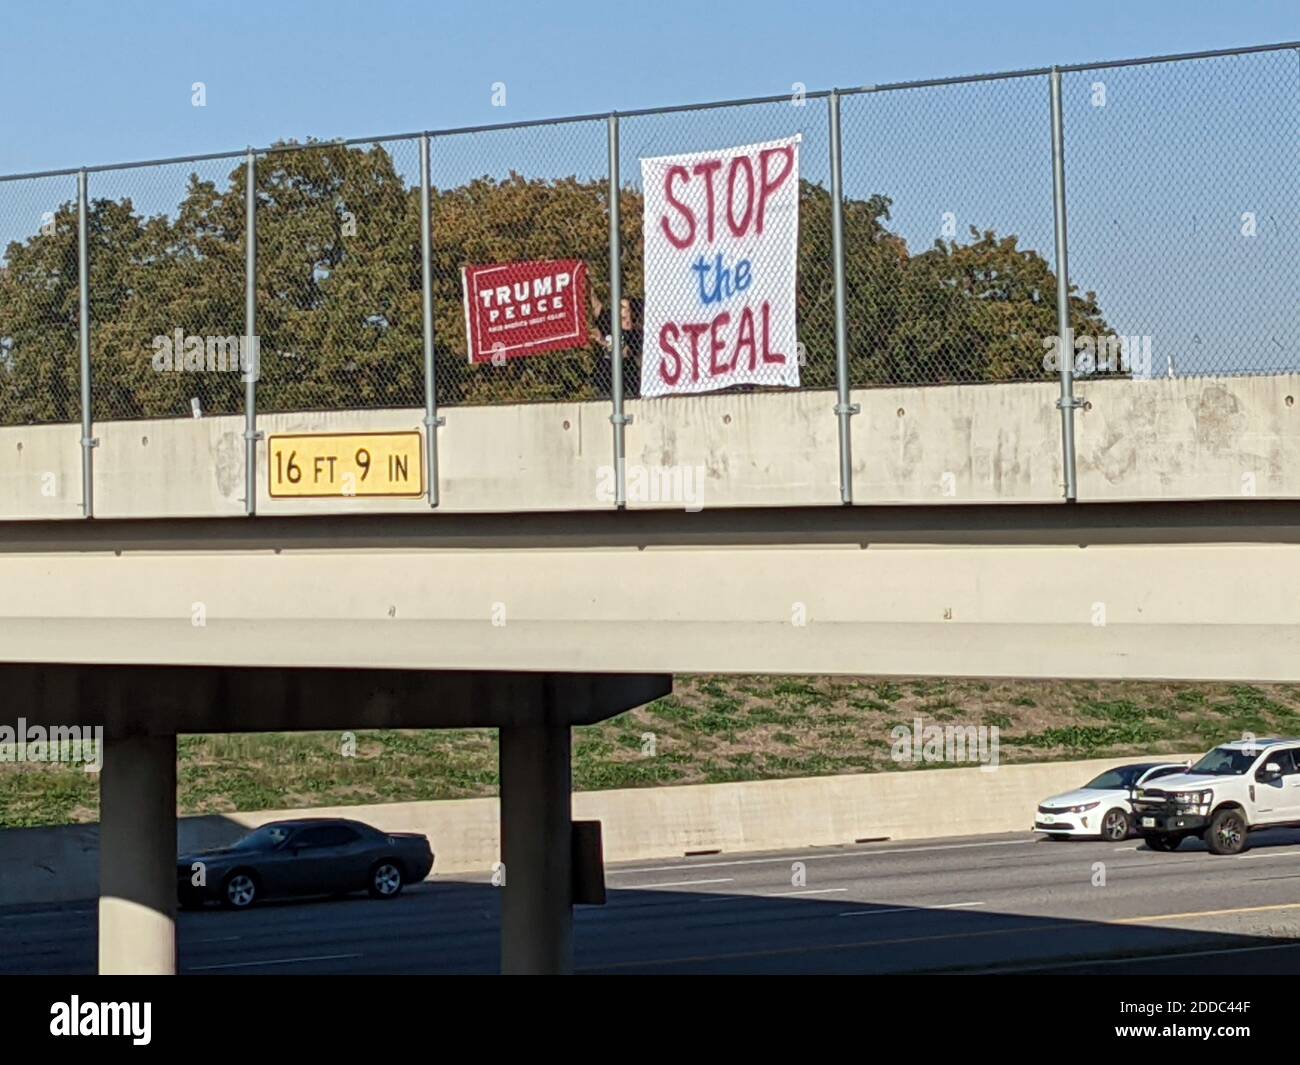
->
xmin=1034 ymin=761 xmax=1190 ymax=841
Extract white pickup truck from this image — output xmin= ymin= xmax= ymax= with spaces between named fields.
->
xmin=1131 ymin=738 xmax=1300 ymax=854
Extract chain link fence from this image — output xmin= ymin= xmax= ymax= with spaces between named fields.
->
xmin=84 ymin=157 xmax=247 ymax=420
xmin=0 ymin=43 xmax=1297 ymax=458
xmin=840 ymin=74 xmax=1065 ymax=386
xmin=618 ymin=96 xmax=833 ymax=394
xmin=257 ymin=138 xmax=424 ymax=413
xmin=0 ymin=174 xmax=80 ymax=424
xmin=429 ymin=117 xmax=609 ymax=406
xmin=1063 ymin=49 xmax=1300 ymax=379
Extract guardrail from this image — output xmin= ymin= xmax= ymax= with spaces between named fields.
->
xmin=1 ymin=41 xmax=1297 ymax=515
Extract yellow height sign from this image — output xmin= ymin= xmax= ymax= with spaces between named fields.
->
xmin=267 ymin=431 xmax=424 ymax=499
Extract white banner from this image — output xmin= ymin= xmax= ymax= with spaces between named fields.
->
xmin=640 ymin=134 xmax=801 ymax=398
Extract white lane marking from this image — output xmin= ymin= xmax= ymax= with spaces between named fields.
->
xmin=981 ymin=940 xmax=1300 ymax=974
xmin=1113 ymin=850 xmax=1300 ymax=871
xmin=838 ymin=901 xmax=986 ymax=918
xmin=625 ymin=877 xmax=735 ymax=889
xmin=1236 ymin=850 xmax=1300 ymax=860
xmin=1112 ymin=845 xmax=1141 ymax=852
xmin=1 ymin=910 xmax=94 ymax=921
xmin=1111 ymin=856 xmax=1209 ymax=870
xmin=707 ymin=887 xmax=850 ymax=903
xmin=187 ymin=952 xmax=361 ymax=971
xmin=610 ymin=838 xmax=1033 ymax=875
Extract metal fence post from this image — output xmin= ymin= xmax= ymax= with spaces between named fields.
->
xmin=828 ymin=89 xmax=859 ymax=505
xmin=607 ymin=113 xmax=630 ymax=509
xmin=1049 ymin=68 xmax=1080 ymax=501
xmin=420 ymin=132 xmax=444 ymax=508
xmin=243 ymin=149 xmax=262 ymax=516
xmin=77 ymin=168 xmax=97 ymax=517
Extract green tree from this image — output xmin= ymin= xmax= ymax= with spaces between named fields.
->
xmin=428 ymin=171 xmax=635 ymax=403
xmin=873 ymin=227 xmax=1109 ymax=384
xmin=0 ymin=145 xmax=1115 ymax=425
xmin=0 ymin=200 xmax=85 ymax=422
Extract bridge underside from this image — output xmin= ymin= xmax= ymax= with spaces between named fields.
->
xmin=3 ymin=665 xmax=668 ymax=977
xmin=0 ymin=664 xmax=670 ymax=732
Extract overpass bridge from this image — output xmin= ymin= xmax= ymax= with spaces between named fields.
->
xmin=2 ymin=374 xmax=1298 ymax=975
xmin=2 ymin=371 xmax=1297 ymax=678
xmin=2 ymin=39 xmax=1299 ymax=975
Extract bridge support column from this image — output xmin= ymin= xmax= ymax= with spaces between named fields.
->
xmin=98 ymin=732 xmax=177 ymax=975
xmin=499 ymin=723 xmax=572 ymax=974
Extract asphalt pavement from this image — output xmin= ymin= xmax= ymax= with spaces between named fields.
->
xmin=8 ymin=828 xmax=1300 ymax=974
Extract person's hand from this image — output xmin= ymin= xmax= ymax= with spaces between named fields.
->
xmin=588 ymin=290 xmax=611 ymax=350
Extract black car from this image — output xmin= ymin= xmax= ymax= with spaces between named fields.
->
xmin=177 ymin=817 xmax=435 ymax=909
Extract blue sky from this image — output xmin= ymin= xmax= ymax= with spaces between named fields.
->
xmin=0 ymin=0 xmax=1294 ymax=174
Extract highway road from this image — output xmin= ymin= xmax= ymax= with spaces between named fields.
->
xmin=7 ymin=829 xmax=1300 ymax=974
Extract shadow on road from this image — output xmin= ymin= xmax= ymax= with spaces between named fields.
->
xmin=9 ymin=830 xmax=1300 ymax=975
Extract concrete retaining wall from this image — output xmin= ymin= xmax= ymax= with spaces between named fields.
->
xmin=0 ymin=754 xmax=1187 ymax=906
xmin=2 ymin=371 xmax=1296 ymax=519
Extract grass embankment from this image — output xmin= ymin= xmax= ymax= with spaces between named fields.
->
xmin=2 ymin=675 xmax=1297 ymax=828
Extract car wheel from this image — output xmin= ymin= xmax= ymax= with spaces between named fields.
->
xmin=1101 ymin=808 xmax=1130 ymax=842
xmin=222 ymin=871 xmax=259 ymax=909
xmin=368 ymin=860 xmax=404 ymax=899
xmin=1144 ymin=834 xmax=1180 ymax=852
xmin=1206 ymin=808 xmax=1248 ymax=855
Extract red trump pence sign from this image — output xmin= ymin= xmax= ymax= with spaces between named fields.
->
xmin=462 ymin=259 xmax=588 ymax=363
xmin=640 ymin=135 xmax=801 ymax=398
